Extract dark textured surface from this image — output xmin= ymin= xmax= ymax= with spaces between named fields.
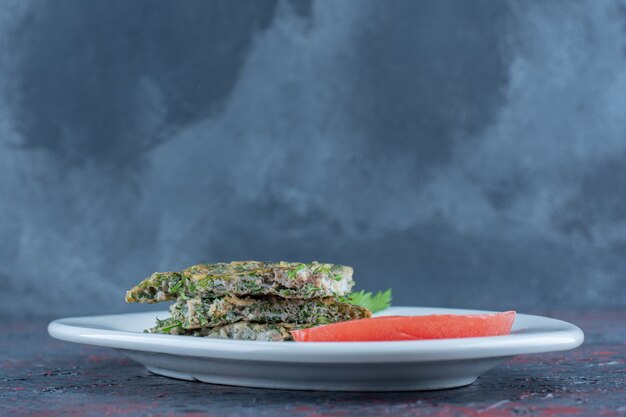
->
xmin=1 ymin=0 xmax=626 ymax=318
xmin=1 ymin=311 xmax=624 ymax=417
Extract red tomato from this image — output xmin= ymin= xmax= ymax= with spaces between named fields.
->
xmin=291 ymin=311 xmax=516 ymax=342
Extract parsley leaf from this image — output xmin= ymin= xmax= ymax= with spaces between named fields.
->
xmin=343 ymin=289 xmax=392 ymax=313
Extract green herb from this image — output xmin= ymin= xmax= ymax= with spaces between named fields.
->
xmin=304 ymin=283 xmax=322 ymax=296
xmin=278 ymin=288 xmax=294 ymax=297
xmin=333 ymin=274 xmax=343 ymax=281
xmin=316 ymin=317 xmax=331 ymax=325
xmin=316 ymin=264 xmax=332 ymax=274
xmin=169 ymin=279 xmax=184 ymax=295
xmin=343 ymin=289 xmax=392 ymax=313
xmin=159 ymin=323 xmax=181 ymax=333
xmin=239 ymin=280 xmax=261 ymax=294
xmin=156 ymin=320 xmax=183 ymax=333
xmin=287 ymin=263 xmax=307 ymax=279
xmin=197 ymin=275 xmax=214 ymax=288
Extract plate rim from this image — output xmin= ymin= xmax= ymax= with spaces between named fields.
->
xmin=48 ymin=306 xmax=584 ymax=364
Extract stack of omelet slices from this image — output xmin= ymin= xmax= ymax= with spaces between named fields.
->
xmin=125 ymin=261 xmax=371 ymax=341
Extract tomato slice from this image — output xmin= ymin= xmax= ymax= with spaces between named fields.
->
xmin=291 ymin=311 xmax=516 ymax=342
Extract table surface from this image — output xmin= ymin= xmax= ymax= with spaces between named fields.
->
xmin=1 ymin=310 xmax=624 ymax=417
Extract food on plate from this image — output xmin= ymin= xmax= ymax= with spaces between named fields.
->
xmin=151 ymin=317 xmax=300 ymax=341
xmin=169 ymin=295 xmax=370 ymax=329
xmin=291 ymin=311 xmax=516 ymax=342
xmin=126 ymin=261 xmax=383 ymax=341
xmin=125 ymin=261 xmax=354 ymax=303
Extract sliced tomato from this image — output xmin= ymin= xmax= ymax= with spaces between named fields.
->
xmin=291 ymin=311 xmax=516 ymax=342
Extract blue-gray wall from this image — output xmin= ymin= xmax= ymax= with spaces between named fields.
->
xmin=1 ymin=0 xmax=624 ymax=318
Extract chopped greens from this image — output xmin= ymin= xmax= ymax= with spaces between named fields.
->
xmin=316 ymin=264 xmax=332 ymax=274
xmin=196 ymin=275 xmax=212 ymax=288
xmin=343 ymin=289 xmax=392 ymax=313
xmin=303 ymin=283 xmax=322 ymax=296
xmin=159 ymin=323 xmax=182 ymax=333
xmin=287 ymin=263 xmax=307 ymax=279
xmin=169 ymin=279 xmax=184 ymax=295
xmin=153 ymin=318 xmax=183 ymax=333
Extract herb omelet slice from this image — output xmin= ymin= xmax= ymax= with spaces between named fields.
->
xmin=125 ymin=261 xmax=354 ymax=303
xmin=149 ymin=317 xmax=305 ymax=341
xmin=169 ymin=295 xmax=371 ymax=329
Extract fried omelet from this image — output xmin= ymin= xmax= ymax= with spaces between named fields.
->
xmin=125 ymin=261 xmax=354 ymax=303
xmin=127 ymin=261 xmax=367 ymax=341
xmin=150 ymin=317 xmax=299 ymax=341
xmin=169 ymin=294 xmax=371 ymax=329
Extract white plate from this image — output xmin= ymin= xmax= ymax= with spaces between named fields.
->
xmin=48 ymin=307 xmax=583 ymax=391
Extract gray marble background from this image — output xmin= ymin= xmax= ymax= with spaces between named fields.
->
xmin=1 ymin=0 xmax=624 ymax=318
